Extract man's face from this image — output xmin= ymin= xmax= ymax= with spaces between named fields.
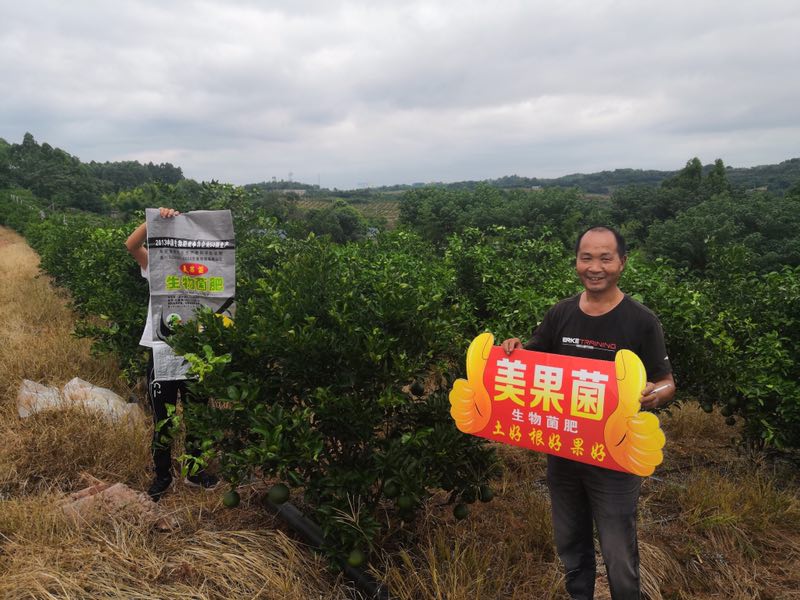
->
xmin=575 ymin=230 xmax=626 ymax=294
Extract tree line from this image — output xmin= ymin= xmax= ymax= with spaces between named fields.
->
xmin=0 ymin=133 xmax=183 ymax=212
xmin=400 ymin=157 xmax=800 ymax=273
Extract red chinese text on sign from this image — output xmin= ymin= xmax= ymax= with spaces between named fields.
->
xmin=179 ymin=262 xmax=209 ymax=276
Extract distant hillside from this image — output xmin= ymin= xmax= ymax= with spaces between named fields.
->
xmin=4 ymin=132 xmax=798 ymax=198
xmin=367 ymin=158 xmax=800 ymax=195
xmin=724 ymin=158 xmax=800 ymax=194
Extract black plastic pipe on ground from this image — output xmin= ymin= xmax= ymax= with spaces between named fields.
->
xmin=264 ymin=499 xmax=391 ymax=600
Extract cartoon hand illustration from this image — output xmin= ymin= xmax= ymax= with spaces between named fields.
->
xmin=604 ymin=349 xmax=666 ymax=476
xmin=449 ymin=333 xmax=494 ymax=433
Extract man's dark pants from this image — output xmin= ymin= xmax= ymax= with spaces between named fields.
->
xmin=146 ymin=356 xmax=205 ymax=478
xmin=547 ymin=455 xmax=642 ymax=600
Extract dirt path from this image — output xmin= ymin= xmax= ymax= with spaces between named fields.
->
xmin=0 ymin=226 xmax=121 ymax=400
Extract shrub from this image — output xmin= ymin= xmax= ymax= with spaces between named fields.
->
xmin=170 ymin=231 xmax=497 ymax=556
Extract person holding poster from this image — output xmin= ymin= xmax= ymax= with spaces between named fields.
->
xmin=126 ymin=207 xmax=220 ymax=500
xmin=502 ymin=226 xmax=675 ymax=600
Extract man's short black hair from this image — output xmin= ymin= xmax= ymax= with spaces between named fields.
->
xmin=574 ymin=226 xmax=627 ymax=258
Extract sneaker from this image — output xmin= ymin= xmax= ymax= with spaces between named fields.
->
xmin=184 ymin=471 xmax=220 ymax=490
xmin=147 ymin=474 xmax=173 ymax=502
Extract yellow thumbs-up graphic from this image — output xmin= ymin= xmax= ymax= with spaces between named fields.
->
xmin=449 ymin=332 xmax=494 ymax=433
xmin=604 ymin=350 xmax=666 ymax=476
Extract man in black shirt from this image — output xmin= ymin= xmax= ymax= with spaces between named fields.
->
xmin=502 ymin=226 xmax=675 ymax=600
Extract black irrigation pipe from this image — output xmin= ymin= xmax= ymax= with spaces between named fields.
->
xmin=264 ymin=499 xmax=391 ymax=600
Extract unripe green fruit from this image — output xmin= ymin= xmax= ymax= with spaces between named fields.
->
xmin=383 ymin=481 xmax=400 ymax=499
xmin=725 ymin=416 xmax=736 ymax=426
xmin=410 ymin=381 xmax=425 ymax=396
xmin=701 ymin=402 xmax=713 ymax=413
xmin=347 ymin=549 xmax=366 ymax=568
xmin=396 ymin=495 xmax=413 ymax=511
xmin=720 ymin=405 xmax=733 ymax=418
xmin=453 ymin=503 xmax=469 ymax=520
xmin=222 ymin=489 xmax=240 ymax=508
xmin=267 ymin=483 xmax=290 ymax=504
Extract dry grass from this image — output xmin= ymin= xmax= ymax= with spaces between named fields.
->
xmin=0 ymin=232 xmax=121 ymax=400
xmin=640 ymin=403 xmax=800 ymax=599
xmin=378 ymin=469 xmax=566 ymax=600
xmin=0 ymin=491 xmax=350 ymax=599
xmin=0 ymin=229 xmax=150 ymax=495
xmin=0 ymin=408 xmax=152 ymax=495
xmin=643 ymin=462 xmax=800 ymax=599
xmin=2 ymin=226 xmax=799 ymax=599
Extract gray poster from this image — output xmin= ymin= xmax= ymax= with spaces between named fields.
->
xmin=146 ymin=209 xmax=236 ymax=380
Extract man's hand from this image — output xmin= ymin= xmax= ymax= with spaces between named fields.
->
xmin=501 ymin=337 xmax=522 ymax=355
xmin=159 ymin=207 xmax=181 ymax=218
xmin=603 ymin=350 xmax=666 ymax=476
xmin=449 ymin=333 xmax=494 ymax=433
xmin=639 ymin=375 xmax=675 ymax=410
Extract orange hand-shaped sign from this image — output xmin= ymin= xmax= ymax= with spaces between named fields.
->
xmin=449 ymin=333 xmax=665 ymax=476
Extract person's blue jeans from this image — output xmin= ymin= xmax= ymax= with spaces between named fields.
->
xmin=547 ymin=455 xmax=642 ymax=600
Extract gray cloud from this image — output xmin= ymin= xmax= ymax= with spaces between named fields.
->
xmin=1 ymin=0 xmax=798 ymax=188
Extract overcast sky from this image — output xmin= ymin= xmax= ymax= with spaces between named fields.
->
xmin=2 ymin=0 xmax=798 ymax=189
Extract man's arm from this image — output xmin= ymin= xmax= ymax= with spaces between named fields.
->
xmin=125 ymin=222 xmax=149 ymax=270
xmin=635 ymin=312 xmax=675 ymax=410
xmin=125 ymin=207 xmax=180 ymax=270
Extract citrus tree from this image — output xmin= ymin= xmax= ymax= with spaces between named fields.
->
xmin=170 ymin=230 xmax=498 ymax=559
xmin=623 ymin=249 xmax=800 ymax=448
